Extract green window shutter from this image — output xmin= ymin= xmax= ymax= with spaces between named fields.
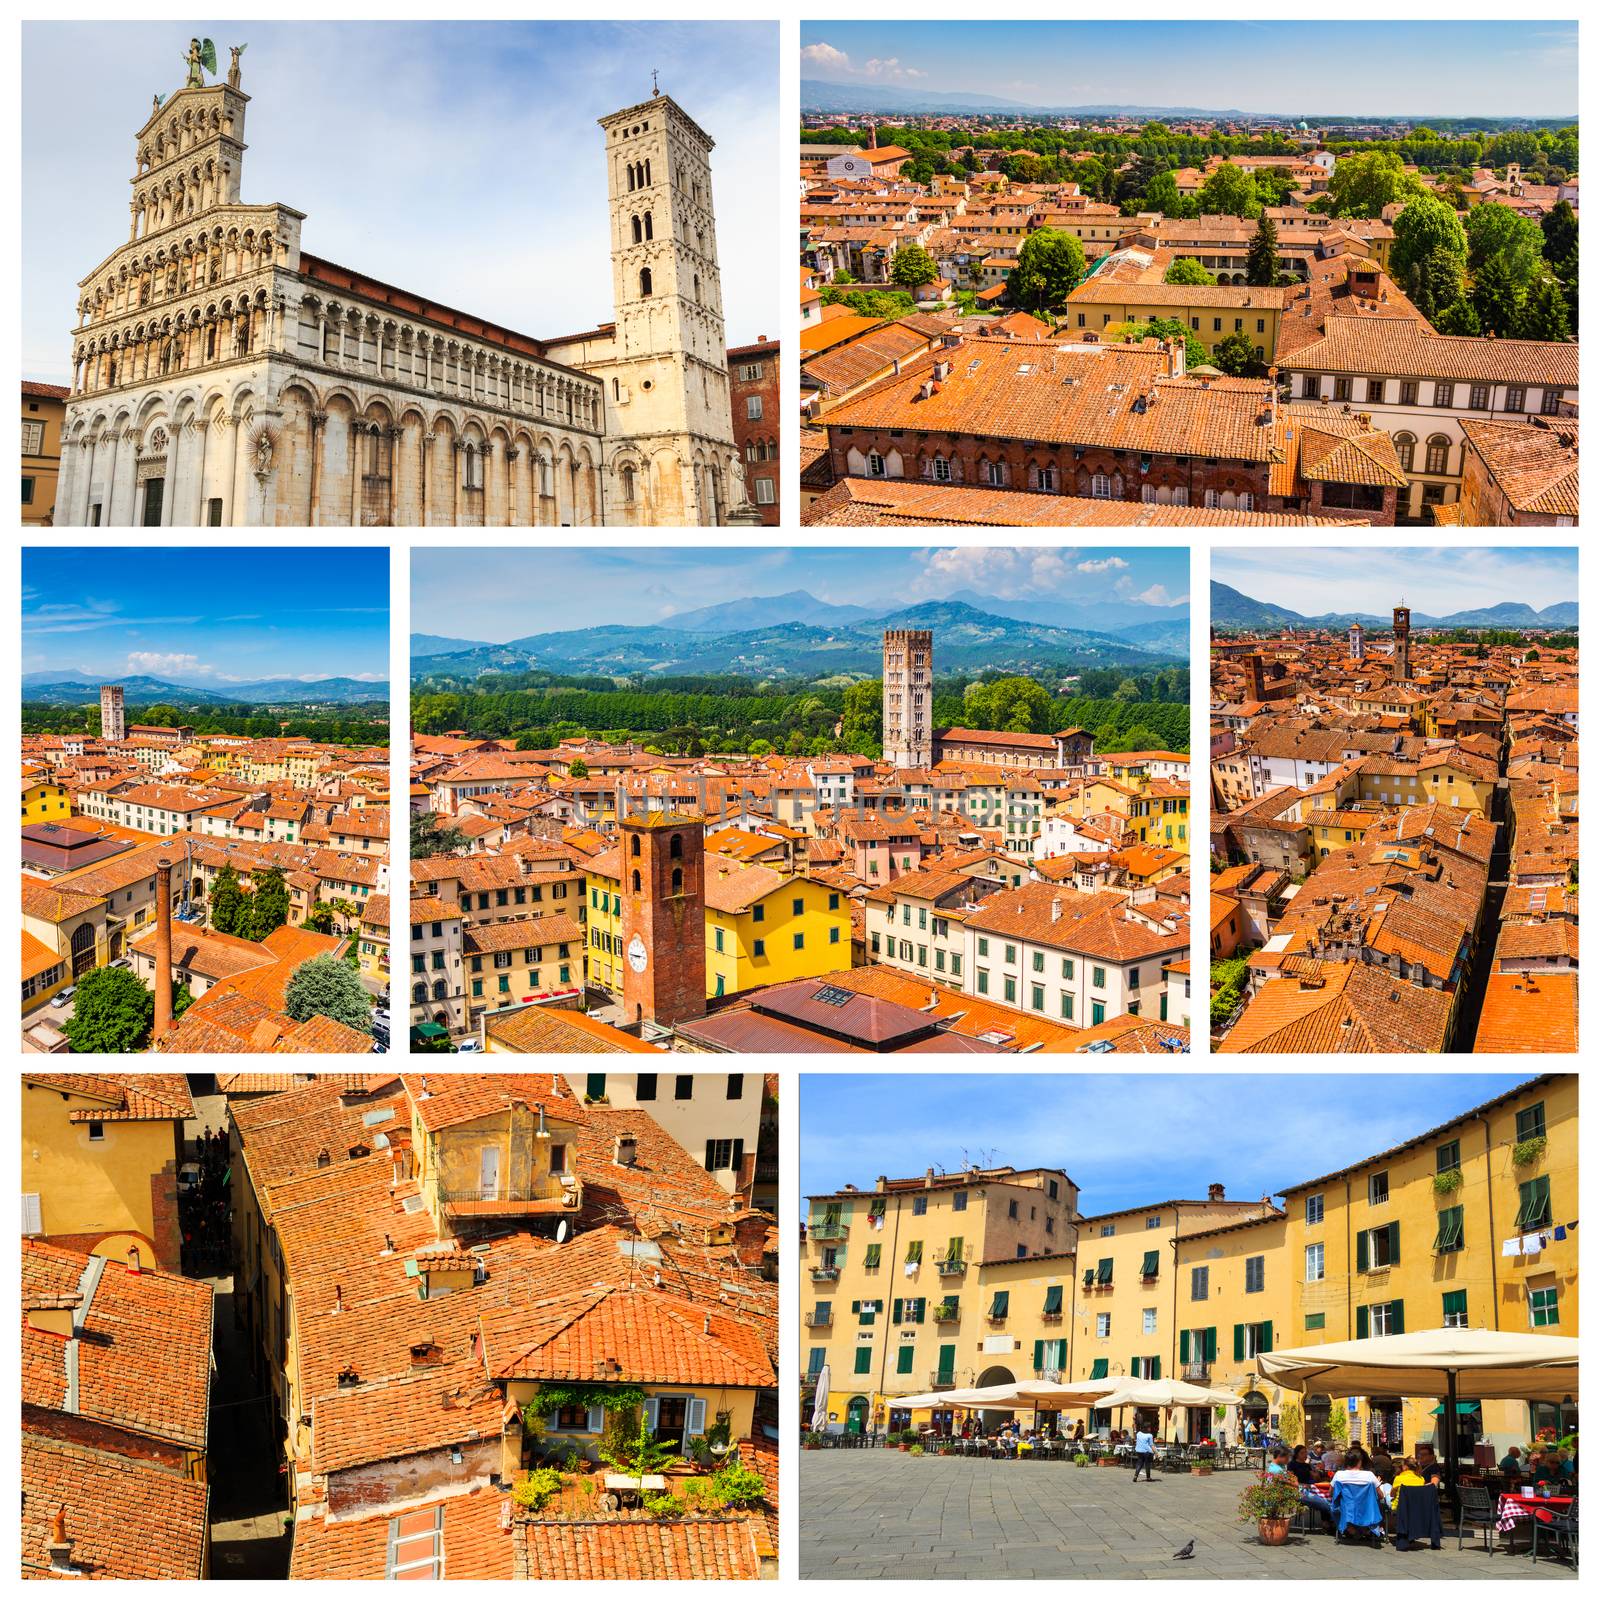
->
xmin=1033 ymin=1339 xmax=1044 ymax=1371
xmin=1097 ymin=1258 xmax=1113 ymax=1284
xmin=1233 ymin=1323 xmax=1244 ymax=1362
xmin=1390 ymin=1299 xmax=1404 ymax=1335
xmin=1151 ymin=1356 xmax=1161 ymax=1380
xmin=913 ymin=1298 xmax=925 ymax=1323
xmin=1388 ymin=1221 xmax=1400 ymax=1266
xmin=1206 ymin=1328 xmax=1218 ymax=1362
xmin=854 ymin=1347 xmax=872 ymax=1374
xmin=1442 ymin=1289 xmax=1467 ymax=1320
xmin=991 ymin=1290 xmax=1009 ymax=1317
xmin=1356 ymin=1229 xmax=1370 ymax=1272
xmin=1180 ymin=1330 xmax=1191 ymax=1365
xmin=1260 ymin=1321 xmax=1273 ymax=1354
xmin=852 ymin=1300 xmax=861 ymax=1315
xmin=1141 ymin=1251 xmax=1160 ymax=1279
xmin=865 ymin=1243 xmax=881 ymax=1267
xmin=906 ymin=1240 xmax=923 ymax=1263
xmin=937 ymin=1343 xmax=956 ymax=1379
xmin=897 ymin=1345 xmax=914 ymax=1374
xmin=1083 ymin=1268 xmax=1096 ymax=1289
xmin=1435 ymin=1206 xmax=1463 ymax=1252
xmin=1043 ymin=1284 xmax=1063 ymax=1314
xmin=1090 ymin=1358 xmax=1108 ymax=1380
xmin=1356 ymin=1304 xmax=1370 ymax=1340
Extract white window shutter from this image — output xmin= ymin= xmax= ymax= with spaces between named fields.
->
xmin=686 ymin=1397 xmax=707 ymax=1436
xmin=644 ymin=1397 xmax=660 ymax=1430
xmin=22 ymin=1193 xmax=42 ymax=1234
xmin=586 ymin=1406 xmax=604 ymax=1434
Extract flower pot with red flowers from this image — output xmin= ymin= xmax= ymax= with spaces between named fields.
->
xmin=1237 ymin=1472 xmax=1302 ymax=1546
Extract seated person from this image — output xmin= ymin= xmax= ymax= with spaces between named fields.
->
xmin=1267 ymin=1448 xmax=1290 ymax=1476
xmin=1370 ymin=1448 xmax=1395 ymax=1480
xmin=1330 ymin=1451 xmax=1389 ymax=1543
xmin=1320 ymin=1443 xmax=1343 ymax=1476
xmin=1414 ymin=1444 xmax=1445 ymax=1485
xmin=1499 ymin=1445 xmax=1524 ymax=1477
xmin=1391 ymin=1457 xmax=1427 ymax=1495
xmin=1286 ymin=1446 xmax=1316 ymax=1486
xmin=1556 ymin=1448 xmax=1575 ymax=1479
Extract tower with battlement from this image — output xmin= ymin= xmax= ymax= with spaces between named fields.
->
xmin=883 ymin=629 xmax=933 ymax=768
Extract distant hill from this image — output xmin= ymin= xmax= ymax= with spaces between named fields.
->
xmin=658 ymin=589 xmax=879 ymax=633
xmin=800 ymin=80 xmax=1256 ymax=117
xmin=1211 ymin=581 xmax=1579 ymax=632
xmin=22 ymin=672 xmax=389 ymax=707
xmin=412 ymin=633 xmax=495 ymax=658
xmin=412 ymin=599 xmax=1180 ymax=685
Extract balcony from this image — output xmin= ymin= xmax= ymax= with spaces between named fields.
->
xmin=935 ymin=1257 xmax=967 ymax=1278
xmin=804 ymin=1310 xmax=833 ymax=1327
xmin=810 ymin=1264 xmax=841 ymax=1282
xmin=932 ymin=1303 xmax=961 ymax=1323
xmin=926 ymin=1371 xmax=959 ymax=1391
xmin=1183 ymin=1362 xmax=1211 ymax=1383
xmin=438 ymin=1173 xmax=580 ymax=1219
xmin=809 ymin=1222 xmax=849 ymax=1241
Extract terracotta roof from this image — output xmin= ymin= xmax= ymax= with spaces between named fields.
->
xmin=289 ymin=1485 xmax=511 ymax=1579
xmin=484 ymin=1008 xmax=664 ymax=1053
xmin=1219 ymin=962 xmax=1455 ymax=1053
xmin=1459 ymin=419 xmax=1580 ymax=516
xmin=23 ymin=1072 xmax=195 ymax=1121
xmin=311 ymin=1363 xmax=503 ymax=1474
xmin=1280 ymin=316 xmax=1578 ymax=385
xmin=515 ymin=1514 xmax=769 ymax=1579
xmin=1473 ymin=973 xmax=1578 ymax=1054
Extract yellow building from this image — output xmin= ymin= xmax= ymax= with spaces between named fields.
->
xmin=802 ymin=1165 xmax=1080 ymax=1433
xmin=463 ymin=913 xmax=582 ymax=1011
xmin=22 ymin=774 xmax=71 ymax=825
xmin=20 ymin=1073 xmax=193 ymax=1270
xmin=1308 ymin=808 xmax=1377 ymax=862
xmin=1064 ymin=282 xmax=1284 ymax=363
xmin=587 ymin=851 xmax=850 ymax=1001
xmin=22 ymin=381 xmax=69 ymax=525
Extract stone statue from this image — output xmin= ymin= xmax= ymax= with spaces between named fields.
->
xmin=253 ymin=430 xmax=273 ymax=475
xmin=228 ymin=44 xmax=246 ymax=88
xmin=184 ymin=37 xmax=217 ymax=91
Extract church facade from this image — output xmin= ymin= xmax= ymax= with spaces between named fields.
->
xmin=55 ymin=51 xmax=753 ymax=527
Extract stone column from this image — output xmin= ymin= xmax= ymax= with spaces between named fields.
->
xmin=351 ymin=421 xmax=364 ymax=526
xmin=451 ymin=438 xmax=463 ymax=524
xmin=163 ymin=423 xmax=180 ymax=527
xmin=506 ymin=446 xmax=519 ymax=527
xmin=307 ymin=411 xmax=328 ymax=525
xmin=221 ymin=413 xmax=241 ymax=526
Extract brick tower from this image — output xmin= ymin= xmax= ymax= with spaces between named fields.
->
xmin=99 ymin=684 xmax=126 ymax=741
xmin=619 ymin=811 xmax=707 ymax=1027
xmin=883 ymin=628 xmax=933 ymax=768
xmin=1392 ymin=604 xmax=1411 ymax=679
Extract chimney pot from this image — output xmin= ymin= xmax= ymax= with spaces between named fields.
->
xmin=126 ymin=1245 xmax=141 ymax=1275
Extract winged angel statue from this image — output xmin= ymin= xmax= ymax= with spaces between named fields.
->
xmin=184 ymin=37 xmax=217 ymax=90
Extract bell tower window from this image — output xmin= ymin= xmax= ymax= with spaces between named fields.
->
xmin=644 ymin=212 xmax=653 ymax=241
xmin=631 ymin=215 xmax=642 ymax=244
xmin=639 ymin=267 xmax=653 ymax=297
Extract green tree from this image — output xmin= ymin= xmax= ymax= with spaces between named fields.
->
xmin=1466 ymin=202 xmax=1545 ymax=285
xmin=839 ymin=678 xmax=883 ymax=755
xmin=247 ymin=867 xmax=290 ymax=942
xmin=1245 ymin=213 xmax=1281 ymax=287
xmin=411 ymin=812 xmax=470 ymax=858
xmin=1118 ymin=317 xmax=1207 ymax=370
xmin=304 ymin=903 xmax=336 ymax=934
xmin=1469 ymin=252 xmax=1524 ymax=338
xmin=1196 ymin=161 xmax=1259 ymax=218
xmin=1517 ymin=275 xmax=1573 ymax=341
xmin=284 ymin=954 xmax=373 ymax=1034
xmin=890 ymin=241 xmax=939 ymax=290
xmin=568 ymin=757 xmax=589 ymax=778
xmin=1391 ymin=194 xmax=1467 ymax=285
xmin=1141 ymin=171 xmax=1184 ymax=216
xmin=63 ymin=966 xmax=154 ymax=1054
xmin=1326 ymin=150 xmax=1415 ymax=217
xmin=963 ymin=676 xmax=1055 ymax=734
xmin=1164 ymin=256 xmax=1214 ymax=286
xmin=1434 ymin=296 xmax=1482 ymax=336
xmin=748 ymin=738 xmax=773 ymax=757
xmin=1540 ymin=199 xmax=1578 ymax=265
xmin=1211 ymin=330 xmax=1266 ymax=377
xmin=210 ymin=864 xmax=245 ymax=936
xmin=1403 ymin=243 xmax=1468 ymax=324
xmin=1013 ymin=228 xmax=1087 ymax=311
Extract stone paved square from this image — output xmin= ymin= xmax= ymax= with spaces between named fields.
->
xmin=800 ymin=1451 xmax=1577 ymax=1580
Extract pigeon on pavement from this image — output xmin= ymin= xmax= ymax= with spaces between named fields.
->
xmin=1172 ymin=1540 xmax=1195 ymax=1560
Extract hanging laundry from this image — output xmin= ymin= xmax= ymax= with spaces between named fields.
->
xmin=1553 ymin=1225 xmax=1567 ymax=1242
xmin=1521 ymin=1232 xmax=1544 ymax=1254
xmin=1502 ymin=1237 xmax=1523 ymax=1257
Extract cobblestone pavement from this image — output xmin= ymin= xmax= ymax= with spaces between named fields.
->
xmin=800 ymin=1452 xmax=1577 ymax=1580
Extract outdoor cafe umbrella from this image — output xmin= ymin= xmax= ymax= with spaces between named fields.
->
xmin=1087 ymin=1377 xmax=1242 ymax=1446
xmin=1256 ymin=1328 xmax=1579 ymax=1491
xmin=809 ymin=1363 xmax=830 ymax=1433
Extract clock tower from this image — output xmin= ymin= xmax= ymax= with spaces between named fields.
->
xmin=619 ymin=810 xmax=707 ymax=1028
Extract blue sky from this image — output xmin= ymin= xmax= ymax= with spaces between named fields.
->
xmin=800 ymin=1074 xmax=1542 ymax=1218
xmin=22 ymin=548 xmax=390 ymax=684
xmin=22 ymin=22 xmax=778 ymax=384
xmin=411 ymin=546 xmax=1190 ymax=639
xmin=801 ymin=23 xmax=1578 ymax=117
xmin=1213 ymin=546 xmax=1579 ymax=618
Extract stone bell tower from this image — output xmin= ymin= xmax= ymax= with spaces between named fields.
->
xmin=595 ymin=87 xmax=744 ymax=525
xmin=618 ymin=810 xmax=707 ymax=1029
xmin=1392 ymin=603 xmax=1411 ymax=680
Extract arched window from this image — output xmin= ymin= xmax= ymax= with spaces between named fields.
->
xmin=639 ymin=267 xmax=652 ymax=297
xmin=643 ymin=212 xmax=653 ymax=241
xmin=631 ymin=835 xmax=641 ymax=856
xmin=670 ymin=834 xmax=683 ymax=860
xmin=631 ymin=869 xmax=642 ymax=893
xmin=671 ymin=867 xmax=683 ymax=894
xmin=631 ymin=215 xmax=642 ymax=244
xmin=413 ymin=982 xmax=427 ymax=1004
xmin=1425 ymin=435 xmax=1450 ymax=475
xmin=1393 ymin=432 xmax=1416 ymax=473
xmin=620 ymin=465 xmax=635 ymax=503
xmin=1090 ymin=471 xmax=1112 ymax=498
xmin=432 ymin=979 xmax=448 ymax=1001
xmin=626 ymin=163 xmax=636 ymax=192
xmin=643 ymin=159 xmax=651 ymax=186
xmin=693 ymin=274 xmax=701 ymax=302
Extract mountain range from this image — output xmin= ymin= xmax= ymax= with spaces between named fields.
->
xmin=1211 ymin=581 xmax=1580 ymax=632
xmin=22 ymin=670 xmax=390 ymax=707
xmin=801 ymin=80 xmax=1250 ymax=117
xmin=411 ymin=597 xmax=1187 ymax=684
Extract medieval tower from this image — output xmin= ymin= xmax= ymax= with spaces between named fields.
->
xmin=588 ymin=90 xmax=750 ymax=526
xmin=619 ymin=811 xmax=708 ymax=1028
xmin=99 ymin=684 xmax=127 ymax=742
xmin=883 ymin=629 xmax=933 ymax=769
xmin=1348 ymin=622 xmax=1365 ymax=661
xmin=1392 ymin=604 xmax=1411 ymax=679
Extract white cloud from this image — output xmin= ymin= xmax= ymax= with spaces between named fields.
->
xmin=1076 ymin=557 xmax=1128 ymax=574
xmin=800 ymin=41 xmax=850 ymax=72
xmin=913 ymin=547 xmax=1076 ymax=599
xmin=1132 ymin=584 xmax=1176 ymax=606
xmin=801 ymin=42 xmax=925 ymax=81
xmin=126 ymin=650 xmax=207 ymax=676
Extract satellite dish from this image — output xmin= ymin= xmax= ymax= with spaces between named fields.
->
xmin=556 ymin=1221 xmax=569 ymax=1243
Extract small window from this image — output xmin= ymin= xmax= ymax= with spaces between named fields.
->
xmin=1529 ymin=1285 xmax=1559 ymax=1328
xmin=674 ymin=1075 xmax=693 ymax=1102
xmin=1368 ymin=1171 xmax=1389 ymax=1205
xmin=1305 ymin=1193 xmax=1324 ymax=1225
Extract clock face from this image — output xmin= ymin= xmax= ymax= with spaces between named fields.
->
xmin=627 ymin=934 xmax=648 ymax=974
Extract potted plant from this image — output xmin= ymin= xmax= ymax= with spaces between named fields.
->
xmin=908 ymin=1443 xmax=925 ymax=1457
xmin=802 ymin=1431 xmax=823 ymax=1451
xmin=1238 ymin=1472 xmax=1302 ymax=1545
xmin=1192 ymin=1459 xmax=1214 ymax=1477
xmin=1073 ymin=1452 xmax=1092 ymax=1467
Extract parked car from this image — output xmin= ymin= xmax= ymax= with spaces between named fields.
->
xmin=177 ymin=1163 xmax=203 ymax=1193
xmin=52 ymin=987 xmax=75 ymax=1008
xmin=454 ymin=1038 xmax=483 ymax=1054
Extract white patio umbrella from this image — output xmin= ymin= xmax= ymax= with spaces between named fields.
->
xmin=1257 ymin=1328 xmax=1579 ymax=1488
xmin=809 ymin=1363 xmax=830 ymax=1432
xmin=1089 ymin=1377 xmax=1242 ymax=1410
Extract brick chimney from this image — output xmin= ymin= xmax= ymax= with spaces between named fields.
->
xmin=152 ymin=858 xmax=174 ymax=1044
xmin=47 ymin=1506 xmax=75 ymax=1574
xmin=1208 ymin=1182 xmax=1226 ymax=1202
xmin=1165 ymin=336 xmax=1186 ymax=379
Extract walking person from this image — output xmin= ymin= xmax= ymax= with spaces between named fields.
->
xmin=1133 ymin=1423 xmax=1156 ymax=1482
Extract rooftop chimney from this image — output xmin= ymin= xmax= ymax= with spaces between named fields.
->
xmin=332 ymin=1283 xmax=344 ymax=1316
xmin=47 ymin=1506 xmax=74 ymax=1574
xmin=1208 ymin=1182 xmax=1225 ymax=1202
xmin=152 ymin=858 xmax=174 ymax=1044
xmin=615 ymin=1135 xmax=638 ymax=1167
xmin=126 ymin=1245 xmax=141 ymax=1275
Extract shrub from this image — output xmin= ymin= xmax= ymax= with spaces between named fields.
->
xmin=1237 ymin=1471 xmax=1303 ymax=1523
xmin=709 ymin=1450 xmax=767 ymax=1508
xmin=908 ymin=1444 xmax=925 ymax=1456
xmin=1433 ymin=1167 xmax=1464 ymax=1194
xmin=643 ymin=1491 xmax=684 ymax=1520
xmin=511 ymin=1467 xmax=563 ymax=1512
xmin=1074 ymin=1453 xmax=1092 ymax=1466
xmin=1513 ymin=1135 xmax=1547 ymax=1167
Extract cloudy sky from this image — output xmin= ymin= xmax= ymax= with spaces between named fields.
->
xmin=22 ymin=22 xmax=779 ymax=385
xmin=800 ymin=1073 xmax=1541 ymax=1219
xmin=410 ymin=545 xmax=1191 ymax=639
xmin=801 ymin=23 xmax=1577 ymax=117
xmin=22 ymin=548 xmax=390 ymax=684
xmin=1213 ymin=546 xmax=1579 ymax=617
